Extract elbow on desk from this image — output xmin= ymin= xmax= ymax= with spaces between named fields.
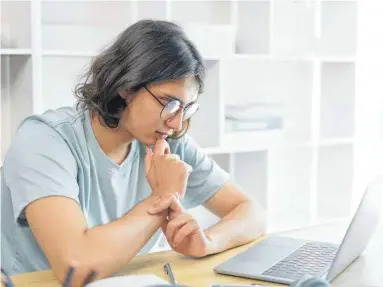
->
xmin=51 ymin=244 xmax=129 ymax=286
xmin=52 ymin=254 xmax=100 ymax=286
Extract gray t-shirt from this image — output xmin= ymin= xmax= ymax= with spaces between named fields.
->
xmin=1 ymin=107 xmax=229 ymax=275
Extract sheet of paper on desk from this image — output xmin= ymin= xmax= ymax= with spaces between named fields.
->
xmin=86 ymin=274 xmax=169 ymax=286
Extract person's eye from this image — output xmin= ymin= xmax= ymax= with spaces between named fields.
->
xmin=161 ymin=97 xmax=179 ymax=105
xmin=156 ymin=97 xmax=169 ymax=104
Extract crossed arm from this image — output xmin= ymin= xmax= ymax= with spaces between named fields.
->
xmin=25 ymin=180 xmax=266 ymax=286
xmin=148 ymin=180 xmax=267 ymax=257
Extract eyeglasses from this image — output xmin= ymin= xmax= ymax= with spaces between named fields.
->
xmin=144 ymin=86 xmax=199 ymax=121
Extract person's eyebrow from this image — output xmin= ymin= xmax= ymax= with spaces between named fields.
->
xmin=160 ymin=92 xmax=199 ymax=107
xmin=160 ymin=93 xmax=185 ymax=106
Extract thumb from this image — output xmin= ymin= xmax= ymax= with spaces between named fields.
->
xmin=161 ymin=220 xmax=168 ymax=235
xmin=145 ymin=146 xmax=153 ymax=175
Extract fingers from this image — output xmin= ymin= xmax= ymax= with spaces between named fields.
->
xmin=164 ymin=154 xmax=180 ymax=161
xmin=145 ymin=147 xmax=182 ymax=175
xmin=144 ymin=146 xmax=153 ymax=175
xmin=148 ymin=194 xmax=184 ymax=217
xmin=161 ymin=220 xmax=168 ymax=235
xmin=153 ymin=139 xmax=170 ymax=156
xmin=172 ymin=219 xmax=200 ymax=248
xmin=165 ymin=213 xmax=193 ymax=245
xmin=164 ymin=154 xmax=192 ymax=180
xmin=184 ymin=163 xmax=193 ymax=176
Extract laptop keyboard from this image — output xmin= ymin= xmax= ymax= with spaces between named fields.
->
xmin=261 ymin=242 xmax=338 ymax=281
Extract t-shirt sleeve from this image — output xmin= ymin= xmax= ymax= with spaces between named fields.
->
xmin=174 ymin=135 xmax=230 ymax=209
xmin=2 ymin=119 xmax=80 ymax=227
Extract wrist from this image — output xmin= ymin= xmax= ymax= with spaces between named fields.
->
xmin=151 ymin=191 xmax=184 ymax=201
xmin=142 ymin=195 xmax=168 ymax=220
xmin=204 ymin=230 xmax=218 ymax=256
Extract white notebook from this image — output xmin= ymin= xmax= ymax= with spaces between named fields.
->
xmin=86 ymin=274 xmax=170 ymax=287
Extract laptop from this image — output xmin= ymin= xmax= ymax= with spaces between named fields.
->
xmin=214 ymin=177 xmax=383 ymax=285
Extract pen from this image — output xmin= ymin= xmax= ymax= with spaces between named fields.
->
xmin=64 ymin=266 xmax=75 ymax=287
xmin=1 ymin=268 xmax=14 ymax=287
xmin=83 ymin=270 xmax=97 ymax=285
xmin=163 ymin=263 xmax=177 ymax=286
xmin=63 ymin=266 xmax=97 ymax=287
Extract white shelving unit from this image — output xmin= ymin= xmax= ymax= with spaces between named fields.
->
xmin=1 ymin=0 xmax=370 ymax=236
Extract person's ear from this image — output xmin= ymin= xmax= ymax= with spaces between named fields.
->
xmin=118 ymin=89 xmax=134 ymax=103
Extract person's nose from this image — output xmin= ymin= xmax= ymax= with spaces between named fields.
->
xmin=166 ymin=111 xmax=183 ymax=131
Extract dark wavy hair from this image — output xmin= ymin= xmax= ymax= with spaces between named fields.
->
xmin=75 ymin=19 xmax=205 ymax=139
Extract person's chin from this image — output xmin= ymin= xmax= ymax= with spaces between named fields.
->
xmin=135 ymin=134 xmax=157 ymax=147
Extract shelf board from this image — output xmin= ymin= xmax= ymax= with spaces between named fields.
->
xmin=320 ymin=56 xmax=356 ymax=63
xmin=204 ymin=143 xmax=312 ymax=155
xmin=42 ymin=50 xmax=97 ymax=57
xmin=42 ymin=50 xmax=224 ymax=61
xmin=233 ymin=54 xmax=313 ymax=62
xmin=318 ymin=137 xmax=354 ymax=146
xmin=202 ymin=134 xmax=353 ymax=154
xmin=40 ymin=51 xmax=356 ymax=63
xmin=0 ymin=48 xmax=32 ymax=55
xmin=203 ymin=131 xmax=312 ymax=154
xmin=202 ymin=55 xmax=224 ymax=61
xmin=321 ymin=0 xmax=357 ymax=2
xmin=231 ymin=54 xmax=356 ymax=63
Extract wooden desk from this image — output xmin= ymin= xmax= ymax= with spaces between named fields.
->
xmin=10 ymin=220 xmax=383 ymax=287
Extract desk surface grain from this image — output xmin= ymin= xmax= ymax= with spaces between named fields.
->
xmin=10 ymin=220 xmax=383 ymax=287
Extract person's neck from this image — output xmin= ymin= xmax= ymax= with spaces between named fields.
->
xmin=90 ymin=112 xmax=134 ymax=165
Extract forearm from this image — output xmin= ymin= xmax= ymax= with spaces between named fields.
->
xmin=62 ymin=196 xmax=166 ymax=282
xmin=204 ymin=200 xmax=267 ymax=255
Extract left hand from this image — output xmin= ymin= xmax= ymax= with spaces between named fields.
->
xmin=147 ymin=193 xmax=214 ymax=258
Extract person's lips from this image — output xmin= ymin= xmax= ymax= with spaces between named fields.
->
xmin=155 ymin=131 xmax=169 ymax=139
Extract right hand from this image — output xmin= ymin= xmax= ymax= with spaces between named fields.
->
xmin=145 ymin=139 xmax=192 ymax=199
xmin=148 ymin=193 xmax=214 ymax=258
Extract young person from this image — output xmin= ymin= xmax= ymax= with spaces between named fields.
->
xmin=1 ymin=20 xmax=266 ymax=286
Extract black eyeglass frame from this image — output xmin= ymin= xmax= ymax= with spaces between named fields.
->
xmin=143 ymin=86 xmax=199 ymax=121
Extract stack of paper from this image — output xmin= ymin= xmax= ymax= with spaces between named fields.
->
xmin=225 ymin=103 xmax=285 ymax=132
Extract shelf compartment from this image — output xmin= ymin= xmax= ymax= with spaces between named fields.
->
xmin=318 ymin=1 xmax=357 ymax=57
xmin=266 ymin=147 xmax=313 ymax=232
xmin=41 ymin=1 xmax=134 ymax=53
xmin=136 ymin=1 xmax=167 ymax=21
xmin=320 ymin=62 xmax=355 ymax=139
xmin=188 ymin=60 xmax=222 ymax=149
xmin=236 ymin=1 xmax=270 ymax=54
xmin=0 ymin=49 xmax=32 ymax=56
xmin=316 ymin=144 xmax=354 ymax=221
xmin=232 ymin=151 xmax=268 ymax=208
xmin=270 ymin=1 xmax=315 ymax=57
xmin=222 ymin=58 xmax=313 ymax=146
xmin=170 ymin=1 xmax=232 ymax=25
xmin=1 ymin=1 xmax=31 ymax=49
xmin=169 ymin=1 xmax=234 ymax=59
xmin=1 ymin=55 xmax=33 ymax=162
xmin=42 ymin=56 xmax=90 ymax=111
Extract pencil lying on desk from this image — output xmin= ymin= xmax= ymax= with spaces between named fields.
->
xmin=1 ymin=268 xmax=15 ymax=287
xmin=63 ymin=266 xmax=97 ymax=287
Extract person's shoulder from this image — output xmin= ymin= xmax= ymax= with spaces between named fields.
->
xmin=168 ymin=134 xmax=202 ymax=155
xmin=22 ymin=106 xmax=84 ymax=129
xmin=14 ymin=106 xmax=87 ymax=143
xmin=5 ymin=106 xmax=85 ymax=160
